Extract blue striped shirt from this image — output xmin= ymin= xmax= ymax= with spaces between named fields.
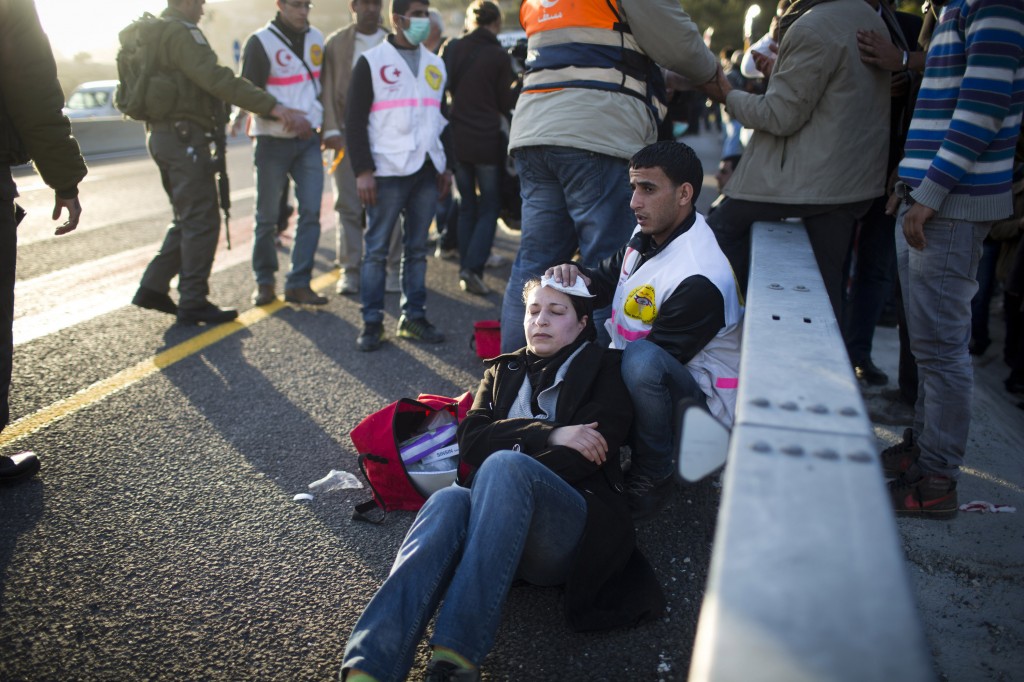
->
xmin=900 ymin=0 xmax=1024 ymax=220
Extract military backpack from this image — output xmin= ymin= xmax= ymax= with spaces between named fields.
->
xmin=114 ymin=13 xmax=177 ymax=121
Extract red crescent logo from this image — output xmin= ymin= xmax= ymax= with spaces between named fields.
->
xmin=275 ymin=49 xmax=292 ymax=68
xmin=379 ymin=65 xmax=400 ymax=85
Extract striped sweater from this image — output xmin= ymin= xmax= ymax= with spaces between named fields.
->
xmin=900 ymin=0 xmax=1024 ymax=221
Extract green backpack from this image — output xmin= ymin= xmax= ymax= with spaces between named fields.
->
xmin=114 ymin=13 xmax=176 ymax=121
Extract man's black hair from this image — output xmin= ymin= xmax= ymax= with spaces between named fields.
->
xmin=391 ymin=0 xmax=428 ymax=16
xmin=629 ymin=140 xmax=703 ymax=203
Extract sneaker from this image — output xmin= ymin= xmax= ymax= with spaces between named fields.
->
xmin=459 ymin=270 xmax=490 ymax=296
xmin=626 ymin=472 xmax=673 ymax=522
xmin=132 ymin=287 xmax=178 ymax=316
xmin=0 ymin=452 xmax=41 ymax=485
xmin=284 ymin=287 xmax=328 ymax=306
xmin=251 ymin=284 xmax=276 ymax=306
xmin=336 ymin=271 xmax=359 ymax=295
xmin=485 ymin=253 xmax=508 ymax=269
xmin=385 ymin=271 xmax=401 ymax=294
xmin=889 ymin=469 xmax=958 ymax=519
xmin=177 ymin=302 xmax=238 ymax=326
xmin=424 ymin=660 xmax=479 ymax=682
xmin=397 ymin=315 xmax=445 ymax=344
xmin=357 ymin=322 xmax=384 ymax=352
xmin=880 ymin=428 xmax=919 ymax=478
xmin=853 ymin=358 xmax=888 ymax=386
xmin=434 ymin=245 xmax=458 ymax=261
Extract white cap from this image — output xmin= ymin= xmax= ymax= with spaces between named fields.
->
xmin=540 ymin=274 xmax=595 ymax=298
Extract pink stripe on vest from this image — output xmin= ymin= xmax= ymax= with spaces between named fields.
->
xmin=370 ymin=98 xmax=420 ymax=112
xmin=616 ymin=324 xmax=650 ymax=342
xmin=716 ymin=378 xmax=739 ymax=389
xmin=266 ymin=70 xmax=320 ymax=86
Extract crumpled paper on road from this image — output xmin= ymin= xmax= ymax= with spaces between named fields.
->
xmin=958 ymin=500 xmax=1016 ymax=513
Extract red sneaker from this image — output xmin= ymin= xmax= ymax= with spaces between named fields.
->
xmin=880 ymin=428 xmax=919 ymax=478
xmin=889 ymin=472 xmax=957 ymax=519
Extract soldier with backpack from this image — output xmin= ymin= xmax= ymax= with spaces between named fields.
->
xmin=123 ymin=0 xmax=310 ymax=326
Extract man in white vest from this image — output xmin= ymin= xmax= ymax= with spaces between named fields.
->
xmin=546 ymin=141 xmax=744 ymax=521
xmin=345 ymin=0 xmax=453 ymax=352
xmin=239 ymin=0 xmax=325 ymax=307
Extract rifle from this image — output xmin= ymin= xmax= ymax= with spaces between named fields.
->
xmin=212 ymin=125 xmax=231 ymax=249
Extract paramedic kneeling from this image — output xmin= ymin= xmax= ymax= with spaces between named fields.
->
xmin=546 ymin=140 xmax=744 ymax=522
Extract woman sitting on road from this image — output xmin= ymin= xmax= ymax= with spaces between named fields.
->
xmin=341 ymin=278 xmax=664 ymax=682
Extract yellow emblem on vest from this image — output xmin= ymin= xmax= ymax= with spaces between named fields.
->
xmin=309 ymin=44 xmax=323 ymax=67
xmin=624 ymin=284 xmax=657 ymax=324
xmin=424 ymin=65 xmax=443 ymax=91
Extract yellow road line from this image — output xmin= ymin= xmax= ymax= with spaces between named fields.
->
xmin=0 ymin=272 xmax=338 ymax=448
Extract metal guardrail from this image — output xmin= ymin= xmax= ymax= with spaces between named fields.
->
xmin=688 ymin=222 xmax=933 ymax=681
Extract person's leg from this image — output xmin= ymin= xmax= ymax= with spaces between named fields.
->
xmin=342 ymin=486 xmax=472 ymax=682
xmin=844 ymin=195 xmax=896 ymax=368
xmin=469 ymin=165 xmax=502 ymax=273
xmin=899 ymin=213 xmax=989 ymax=479
xmin=500 ymin=147 xmax=615 ymax=352
xmin=454 ymin=162 xmax=478 ymax=270
xmin=802 ymin=201 xmax=868 ymax=322
xmin=332 ymin=152 xmax=364 ymax=284
xmin=621 ymin=339 xmax=707 ymax=483
xmin=361 ymin=175 xmax=407 ymax=326
xmin=138 ymin=131 xmax=186 ymax=297
xmin=398 ymin=165 xmax=440 ymax=321
xmin=148 ymin=126 xmax=221 ymax=309
xmin=969 ymin=238 xmax=999 ymax=354
xmin=1 ymin=191 xmax=16 ymax=431
xmin=706 ymin=198 xmax=764 ymax=297
xmin=558 ymin=149 xmax=634 ymax=346
xmin=431 ymin=451 xmax=586 ymax=664
xmin=284 ymin=137 xmax=324 ymax=291
xmin=252 ymin=137 xmax=291 ymax=287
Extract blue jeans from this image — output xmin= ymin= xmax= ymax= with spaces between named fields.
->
xmin=252 ymin=136 xmax=323 ymax=289
xmin=454 ymin=162 xmax=501 ymax=275
xmin=499 ymin=146 xmax=635 ymax=352
xmin=896 ymin=206 xmax=989 ymax=478
xmin=361 ymin=164 xmax=438 ymax=325
xmin=621 ymin=340 xmax=707 ymax=481
xmin=342 ymin=451 xmax=586 ymax=682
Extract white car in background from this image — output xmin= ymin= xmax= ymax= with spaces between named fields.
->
xmin=62 ymin=79 xmax=146 ymax=156
xmin=63 ymin=80 xmax=121 ymax=120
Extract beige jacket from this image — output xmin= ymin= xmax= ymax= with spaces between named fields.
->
xmin=509 ymin=0 xmax=717 ymax=161
xmin=724 ymin=0 xmax=890 ymax=205
xmin=320 ymin=24 xmax=359 ymax=141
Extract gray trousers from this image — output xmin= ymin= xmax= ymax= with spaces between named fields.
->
xmin=139 ymin=125 xmax=220 ymax=309
xmin=896 ymin=204 xmax=989 ymax=478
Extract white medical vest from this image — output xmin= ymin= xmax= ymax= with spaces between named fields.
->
xmin=607 ymin=215 xmax=743 ymax=425
xmin=251 ymin=23 xmax=324 ymax=137
xmin=362 ymin=40 xmax=447 ymax=177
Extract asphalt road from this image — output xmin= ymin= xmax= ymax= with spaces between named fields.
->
xmin=2 ymin=136 xmax=719 ymax=681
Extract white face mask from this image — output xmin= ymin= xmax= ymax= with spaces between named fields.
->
xmin=402 ymin=16 xmax=431 ymax=46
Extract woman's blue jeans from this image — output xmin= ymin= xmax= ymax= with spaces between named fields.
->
xmin=342 ymin=451 xmax=587 ymax=682
xmin=454 ymin=162 xmax=501 ymax=275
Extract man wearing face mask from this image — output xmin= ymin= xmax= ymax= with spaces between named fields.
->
xmin=238 ymin=0 xmax=324 ymax=308
xmin=345 ymin=0 xmax=453 ymax=352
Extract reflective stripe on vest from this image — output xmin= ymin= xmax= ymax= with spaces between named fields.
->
xmin=519 ymin=0 xmax=650 ymax=102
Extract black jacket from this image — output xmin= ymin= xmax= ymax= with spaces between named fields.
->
xmin=457 ymin=342 xmax=665 ymax=631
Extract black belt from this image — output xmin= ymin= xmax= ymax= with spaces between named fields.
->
xmin=895 ymin=181 xmax=916 ymax=206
